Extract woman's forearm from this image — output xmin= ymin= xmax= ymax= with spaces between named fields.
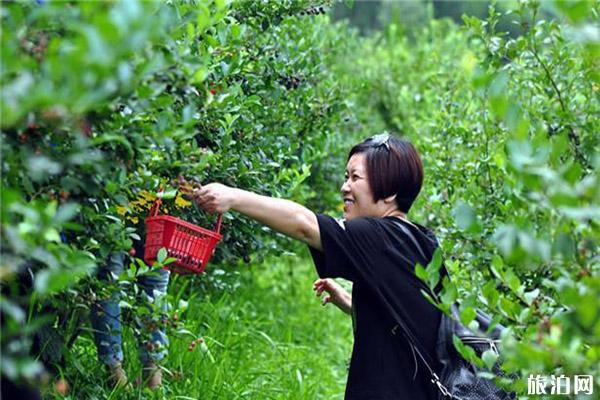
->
xmin=336 ymin=292 xmax=352 ymax=315
xmin=230 ymin=188 xmax=322 ymax=250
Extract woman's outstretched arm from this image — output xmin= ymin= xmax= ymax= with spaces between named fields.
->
xmin=191 ymin=183 xmax=322 ymax=251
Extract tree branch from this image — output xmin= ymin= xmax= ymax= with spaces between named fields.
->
xmin=530 ymin=43 xmax=589 ymax=169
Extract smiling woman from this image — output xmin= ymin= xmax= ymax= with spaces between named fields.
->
xmin=187 ymin=134 xmax=443 ymax=400
xmin=342 ymin=134 xmax=423 ymax=220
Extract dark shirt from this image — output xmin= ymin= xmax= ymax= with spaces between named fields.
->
xmin=309 ymin=214 xmax=441 ymax=400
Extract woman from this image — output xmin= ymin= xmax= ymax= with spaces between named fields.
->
xmin=191 ymin=134 xmax=441 ymax=399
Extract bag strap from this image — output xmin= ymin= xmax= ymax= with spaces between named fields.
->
xmin=392 ymin=218 xmax=451 ymax=278
xmin=391 ymin=309 xmax=453 ymax=396
xmin=388 ymin=219 xmax=454 ymax=398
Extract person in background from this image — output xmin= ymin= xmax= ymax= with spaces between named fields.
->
xmin=90 ymin=247 xmax=170 ymax=389
xmin=188 ymin=134 xmax=443 ymax=399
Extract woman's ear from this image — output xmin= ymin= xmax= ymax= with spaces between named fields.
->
xmin=383 ymin=194 xmax=397 ymax=204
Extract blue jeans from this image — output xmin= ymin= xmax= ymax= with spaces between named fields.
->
xmin=90 ymin=252 xmax=170 ymax=366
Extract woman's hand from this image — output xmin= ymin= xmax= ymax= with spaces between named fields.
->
xmin=190 ymin=183 xmax=237 ymax=213
xmin=313 ymin=278 xmax=352 ymax=315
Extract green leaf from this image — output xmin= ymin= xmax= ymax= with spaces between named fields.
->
xmin=429 ymin=247 xmax=443 ymax=271
xmin=129 ymin=232 xmax=141 ymax=241
xmin=425 ymin=249 xmax=444 ymax=289
xmin=217 ymin=1 xmax=231 ymax=13
xmin=18 ymin=359 xmax=44 ymax=380
xmin=178 ymin=299 xmax=189 ymax=311
xmin=43 ymin=228 xmax=61 ymax=243
xmin=453 ymin=335 xmax=480 ymax=366
xmin=420 ymin=289 xmax=441 ymax=309
xmin=1 ymin=188 xmax=21 ymax=221
xmin=576 ymin=293 xmax=598 ymax=328
xmin=118 ymin=300 xmax=133 ymax=309
xmin=27 ymin=155 xmax=63 ymax=181
xmin=523 ymin=289 xmax=539 ymax=306
xmin=35 ymin=266 xmax=87 ymax=295
xmin=459 ymin=306 xmax=477 ymax=326
xmin=44 ymin=201 xmax=58 ymax=219
xmin=164 ymin=257 xmax=177 ymax=265
xmin=199 ymin=341 xmax=215 ymax=363
xmin=137 ymin=262 xmax=149 ymax=275
xmin=53 ymin=202 xmax=80 ymax=224
xmin=415 ymin=263 xmax=428 ymax=283
xmin=157 ymin=188 xmax=177 ymax=199
xmin=441 ymin=278 xmax=458 ymax=305
xmin=157 ymin=247 xmax=167 ymax=264
xmin=504 ymin=269 xmax=522 ymax=295
xmin=0 ymin=297 xmax=26 ymax=323
xmin=500 ymin=297 xmax=519 ymax=319
xmin=490 ymin=255 xmax=504 ymax=278
xmin=453 ymin=201 xmax=481 ymax=234
xmin=193 ymin=67 xmax=208 ymax=84
xmin=440 ymin=279 xmax=458 ymax=305
xmin=481 ymin=348 xmax=499 ymax=370
xmin=197 ymin=4 xmax=211 ymax=32
xmin=482 ymin=280 xmax=499 ymax=308
xmin=555 ymin=0 xmax=593 ymax=23
xmin=488 ymin=72 xmax=509 ymax=118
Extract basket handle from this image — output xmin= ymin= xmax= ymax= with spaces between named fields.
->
xmin=150 ymin=199 xmax=162 ymax=217
xmin=149 ymin=186 xmax=164 ymax=217
xmin=149 ymin=198 xmax=162 ymax=217
xmin=214 ymin=214 xmax=223 ymax=234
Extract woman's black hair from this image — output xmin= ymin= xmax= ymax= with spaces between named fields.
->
xmin=348 ymin=135 xmax=423 ymax=213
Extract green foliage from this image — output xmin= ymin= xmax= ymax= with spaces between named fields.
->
xmin=43 ymin=258 xmax=352 ymax=399
xmin=1 ymin=0 xmax=350 ymax=387
xmin=335 ymin=0 xmax=599 ymax=393
xmin=1 ymin=0 xmax=598 ymax=397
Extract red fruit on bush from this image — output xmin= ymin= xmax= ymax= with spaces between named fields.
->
xmin=129 ymin=248 xmax=136 ymax=257
xmin=55 ymin=378 xmax=70 ymax=396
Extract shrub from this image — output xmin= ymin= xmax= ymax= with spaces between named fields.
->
xmin=1 ymin=0 xmax=352 ymax=385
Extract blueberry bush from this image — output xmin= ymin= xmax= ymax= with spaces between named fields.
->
xmin=1 ymin=0 xmax=598 ymax=398
xmin=1 ymin=0 xmax=352 ymax=394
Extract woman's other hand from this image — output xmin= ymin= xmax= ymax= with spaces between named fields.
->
xmin=313 ymin=278 xmax=352 ymax=314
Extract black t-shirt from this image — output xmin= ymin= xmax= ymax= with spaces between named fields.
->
xmin=309 ymin=214 xmax=442 ymax=400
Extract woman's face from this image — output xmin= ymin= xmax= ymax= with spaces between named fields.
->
xmin=341 ymin=153 xmax=379 ymax=220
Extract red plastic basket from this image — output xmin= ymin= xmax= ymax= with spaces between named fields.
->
xmin=143 ymin=197 xmax=223 ymax=274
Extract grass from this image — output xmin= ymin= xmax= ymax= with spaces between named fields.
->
xmin=45 ymin=252 xmax=353 ymax=399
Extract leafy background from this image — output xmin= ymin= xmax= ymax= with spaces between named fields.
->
xmin=1 ymin=0 xmax=598 ymax=398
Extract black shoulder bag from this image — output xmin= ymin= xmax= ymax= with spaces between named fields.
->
xmin=392 ymin=304 xmax=515 ymax=400
xmin=390 ymin=221 xmax=515 ymax=400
